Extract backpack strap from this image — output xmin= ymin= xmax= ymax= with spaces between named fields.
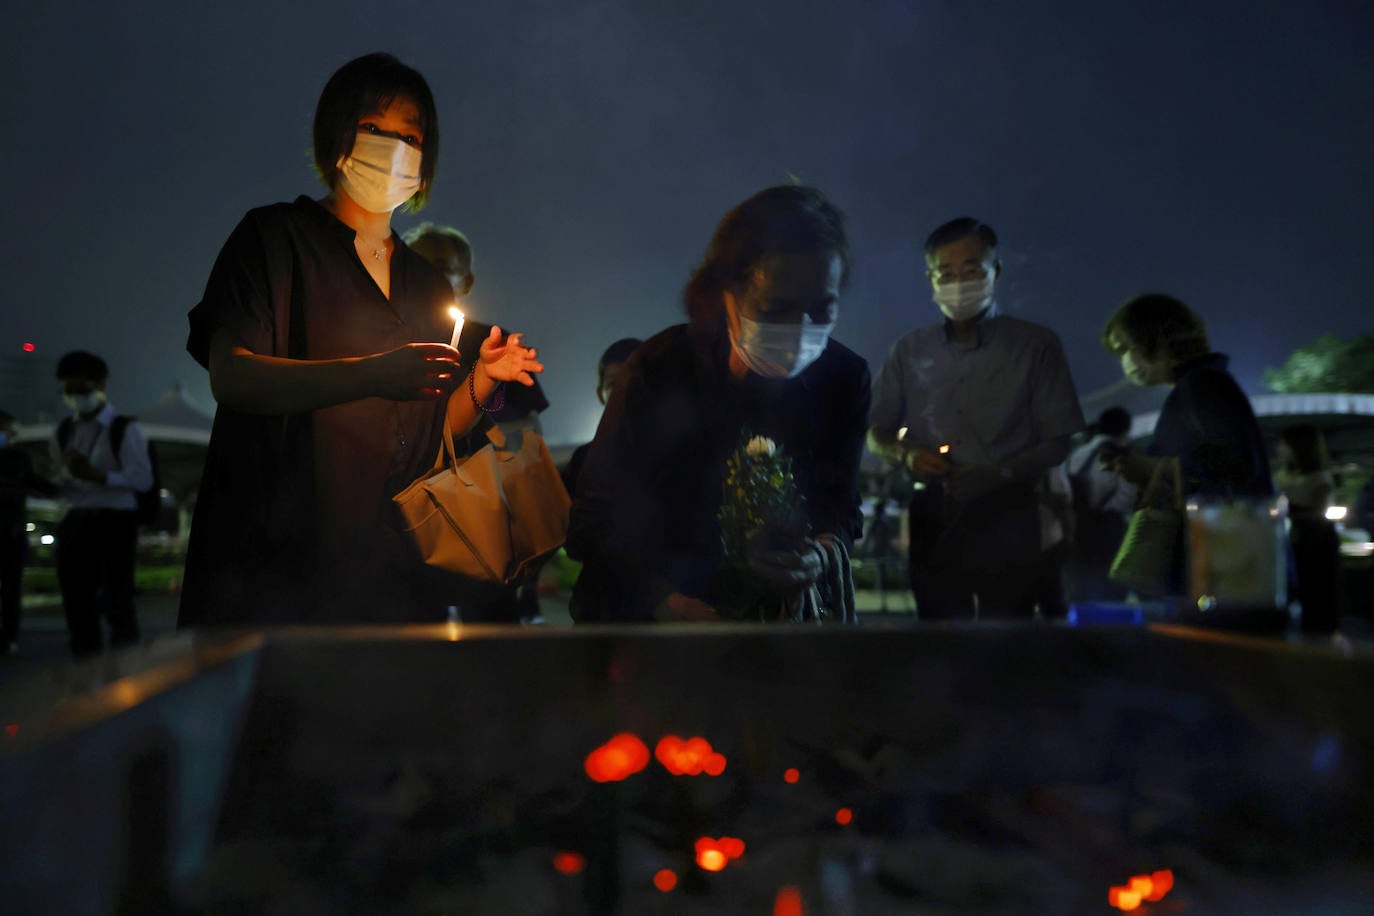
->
xmin=56 ymin=416 xmax=74 ymax=451
xmin=109 ymin=415 xmax=134 ymax=468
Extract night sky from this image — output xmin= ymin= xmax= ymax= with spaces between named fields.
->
xmin=5 ymin=0 xmax=1372 ymax=445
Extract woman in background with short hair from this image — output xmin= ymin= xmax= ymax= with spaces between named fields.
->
xmin=1099 ymin=293 xmax=1275 ymax=595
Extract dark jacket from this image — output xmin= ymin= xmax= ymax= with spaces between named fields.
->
xmin=1148 ymin=353 xmax=1274 ymax=498
xmin=568 ymin=323 xmax=870 ymax=622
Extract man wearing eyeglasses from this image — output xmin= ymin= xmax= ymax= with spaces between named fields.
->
xmin=867 ymin=218 xmax=1083 ymax=620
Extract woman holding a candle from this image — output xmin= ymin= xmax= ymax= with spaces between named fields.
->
xmin=179 ymin=53 xmax=542 ymax=627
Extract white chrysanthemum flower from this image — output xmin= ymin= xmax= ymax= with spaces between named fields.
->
xmin=745 ymin=436 xmax=777 ymax=457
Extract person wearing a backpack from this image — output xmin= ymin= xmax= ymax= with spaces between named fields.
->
xmin=49 ymin=351 xmax=153 ymax=656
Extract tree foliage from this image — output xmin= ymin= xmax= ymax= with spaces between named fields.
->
xmin=1264 ymin=334 xmax=1374 ymax=394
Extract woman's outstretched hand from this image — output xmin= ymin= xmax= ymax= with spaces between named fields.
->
xmin=370 ymin=342 xmax=463 ymax=400
xmin=479 ymin=326 xmax=544 ymax=386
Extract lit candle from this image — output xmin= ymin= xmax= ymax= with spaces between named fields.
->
xmin=448 ymin=306 xmax=465 ymax=350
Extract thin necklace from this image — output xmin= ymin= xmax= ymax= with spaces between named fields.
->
xmin=358 ymin=234 xmax=389 ymax=261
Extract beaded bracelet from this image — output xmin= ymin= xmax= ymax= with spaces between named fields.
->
xmin=468 ymin=368 xmax=505 ymax=414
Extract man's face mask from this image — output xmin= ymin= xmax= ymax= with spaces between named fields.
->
xmin=932 ymin=275 xmax=995 ymax=322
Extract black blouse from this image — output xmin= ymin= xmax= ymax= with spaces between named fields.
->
xmin=567 ymin=324 xmax=871 ymax=622
xmin=179 ymin=197 xmax=455 ymax=626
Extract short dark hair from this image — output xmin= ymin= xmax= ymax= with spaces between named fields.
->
xmin=684 ymin=185 xmax=850 ymax=332
xmin=1093 ymin=406 xmax=1133 ymax=439
xmin=597 ymin=338 xmax=642 ymax=383
xmin=312 ymin=53 xmax=439 ymax=211
xmin=56 ymin=350 xmax=109 ymax=382
xmin=924 ymin=217 xmax=999 ymax=261
xmin=404 ymin=222 xmax=473 ymax=272
xmin=1101 ymin=292 xmax=1210 ymax=364
xmin=1279 ymin=424 xmax=1329 ymax=474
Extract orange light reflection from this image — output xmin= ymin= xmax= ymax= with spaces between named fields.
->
xmin=1146 ymin=869 xmax=1173 ymax=901
xmin=653 ymin=869 xmax=678 ymax=892
xmin=1108 ymin=886 xmax=1141 ymax=910
xmin=719 ymin=836 xmax=746 ymax=859
xmin=834 ymin=807 xmax=853 ymax=826
xmin=783 ymin=767 xmax=800 ymax=784
xmin=583 ymin=733 xmax=650 ymax=783
xmin=552 ymin=851 xmax=585 ymax=875
xmin=697 ymin=848 xmax=727 ymax=872
xmin=773 ymin=885 xmax=804 ymax=916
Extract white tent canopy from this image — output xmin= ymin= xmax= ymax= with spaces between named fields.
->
xmin=1130 ymin=392 xmax=1374 ymax=439
xmin=15 ymin=381 xmax=213 ymax=447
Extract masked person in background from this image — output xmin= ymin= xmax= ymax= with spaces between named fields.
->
xmin=1066 ymin=406 xmax=1137 ymax=601
xmin=1099 ymin=293 xmax=1274 ymax=596
xmin=1274 ymin=425 xmax=1339 ymax=633
xmin=406 ymin=221 xmax=553 ymax=623
xmin=560 ymin=337 xmax=642 ymax=501
xmin=868 ymin=218 xmax=1084 ymax=620
xmin=568 ymin=186 xmax=869 ymax=622
xmin=48 ymin=352 xmax=153 ymax=656
xmin=179 ymin=53 xmax=542 ymax=627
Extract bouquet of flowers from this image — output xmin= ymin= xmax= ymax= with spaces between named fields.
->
xmin=715 ymin=432 xmax=808 ymax=621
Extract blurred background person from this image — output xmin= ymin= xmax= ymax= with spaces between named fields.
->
xmin=561 ymin=337 xmax=642 ymax=500
xmin=1100 ymin=293 xmax=1275 ymax=597
xmin=179 ymin=53 xmax=542 ymax=628
xmin=407 ymin=221 xmax=554 ymax=623
xmin=1033 ymin=463 xmax=1074 ymax=618
xmin=568 ymin=185 xmax=868 ymax=623
xmin=0 ymin=409 xmax=58 ymax=655
xmin=1066 ymin=406 xmax=1137 ymax=602
xmin=50 ymin=351 xmax=154 ymax=656
xmin=1275 ymin=424 xmax=1340 ymax=633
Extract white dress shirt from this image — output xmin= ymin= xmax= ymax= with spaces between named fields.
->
xmin=49 ymin=403 xmax=154 ymax=511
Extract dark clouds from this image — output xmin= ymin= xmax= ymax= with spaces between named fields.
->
xmin=4 ymin=0 xmax=1371 ymax=443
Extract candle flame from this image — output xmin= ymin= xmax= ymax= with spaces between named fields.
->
xmin=449 ymin=306 xmax=464 ymax=321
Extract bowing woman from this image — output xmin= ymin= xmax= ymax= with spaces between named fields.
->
xmin=568 ymin=185 xmax=870 ymax=623
xmin=178 ymin=53 xmax=542 ymax=627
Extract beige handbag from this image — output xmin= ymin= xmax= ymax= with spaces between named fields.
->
xmin=394 ymin=420 xmax=570 ymax=584
xmin=1108 ymin=457 xmax=1183 ymax=596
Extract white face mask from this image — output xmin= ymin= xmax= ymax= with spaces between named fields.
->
xmin=63 ymin=390 xmax=106 ymax=415
xmin=731 ymin=315 xmax=834 ymax=379
xmin=336 ymin=133 xmax=422 ymax=214
xmin=932 ymin=276 xmax=995 ymax=322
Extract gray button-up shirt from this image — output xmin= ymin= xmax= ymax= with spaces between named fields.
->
xmin=870 ymin=306 xmax=1084 ymax=466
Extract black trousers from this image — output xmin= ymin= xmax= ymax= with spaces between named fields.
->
xmin=907 ymin=483 xmax=1040 ymax=620
xmin=1 ymin=532 xmax=25 ymax=644
xmin=56 ymin=509 xmax=139 ymax=656
xmin=1290 ymin=515 xmax=1341 ymax=634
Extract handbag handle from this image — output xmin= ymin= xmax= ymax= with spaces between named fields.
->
xmin=430 ymin=417 xmax=521 ymax=485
